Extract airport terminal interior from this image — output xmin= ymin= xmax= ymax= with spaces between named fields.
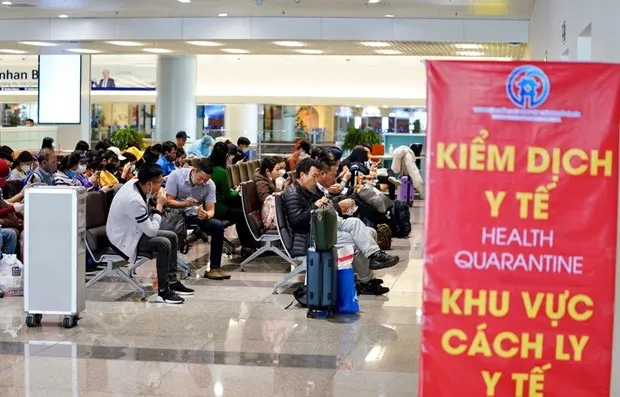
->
xmin=0 ymin=0 xmax=615 ymax=395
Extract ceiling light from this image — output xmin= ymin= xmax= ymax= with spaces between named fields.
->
xmin=273 ymin=41 xmax=305 ymax=47
xmin=222 ymin=48 xmax=249 ymax=54
xmin=455 ymin=43 xmax=483 ymax=50
xmin=0 ymin=49 xmax=27 ymax=54
xmin=58 ymin=14 xmax=69 ymax=18
xmin=458 ymin=51 xmax=484 ymax=56
xmin=106 ymin=41 xmax=144 ymax=47
xmin=186 ymin=41 xmax=222 ymax=47
xmin=1 ymin=1 xmax=13 ymax=5
xmin=384 ymin=14 xmax=394 ymax=18
xmin=143 ymin=48 xmax=172 ymax=53
xmin=20 ymin=41 xmax=58 ymax=47
xmin=218 ymin=13 xmax=228 ymax=17
xmin=296 ymin=49 xmax=323 ymax=54
xmin=376 ymin=49 xmax=401 ymax=55
xmin=177 ymin=0 xmax=191 ymax=3
xmin=66 ymin=48 xmax=100 ymax=53
xmin=367 ymin=0 xmax=381 ymax=3
xmin=360 ymin=41 xmax=391 ymax=48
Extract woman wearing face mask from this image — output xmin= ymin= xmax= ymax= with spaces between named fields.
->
xmin=286 ymin=140 xmax=311 ymax=172
xmin=115 ymin=152 xmax=137 ymax=183
xmin=9 ymin=151 xmax=34 ymax=181
xmin=98 ymin=150 xmax=120 ymax=188
xmin=252 ymin=157 xmax=287 ymax=204
xmin=73 ymin=158 xmax=101 ymax=190
xmin=54 ymin=154 xmax=80 ymax=186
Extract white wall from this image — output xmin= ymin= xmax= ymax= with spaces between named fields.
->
xmin=529 ymin=0 xmax=620 ymax=62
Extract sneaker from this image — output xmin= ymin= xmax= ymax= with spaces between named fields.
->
xmin=369 ymin=251 xmax=399 ymax=270
xmin=156 ymin=288 xmax=185 ymax=304
xmin=204 ymin=269 xmax=227 ymax=280
xmin=170 ymin=281 xmax=195 ymax=296
xmin=357 ymin=280 xmax=390 ymax=295
xmin=388 ymin=176 xmax=401 ymax=187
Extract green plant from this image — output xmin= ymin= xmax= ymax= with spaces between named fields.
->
xmin=110 ymin=127 xmax=145 ymax=150
xmin=343 ymin=128 xmax=381 ymax=150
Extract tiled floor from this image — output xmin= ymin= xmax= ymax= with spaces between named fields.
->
xmin=0 ymin=204 xmax=423 ymax=397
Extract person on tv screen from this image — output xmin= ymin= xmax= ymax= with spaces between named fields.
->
xmin=97 ymin=69 xmax=116 ymax=89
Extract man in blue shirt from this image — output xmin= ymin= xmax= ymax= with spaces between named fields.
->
xmin=165 ymin=158 xmax=230 ymax=281
xmin=156 ymin=141 xmax=177 ymax=177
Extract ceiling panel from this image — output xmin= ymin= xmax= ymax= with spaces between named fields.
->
xmin=0 ymin=39 xmax=528 ymax=58
xmin=0 ymin=0 xmax=536 ymax=19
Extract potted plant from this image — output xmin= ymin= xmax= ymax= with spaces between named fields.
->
xmin=110 ymin=127 xmax=145 ymax=150
xmin=343 ymin=128 xmax=382 ymax=151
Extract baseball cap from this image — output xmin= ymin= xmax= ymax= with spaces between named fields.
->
xmin=108 ymin=146 xmax=126 ymax=161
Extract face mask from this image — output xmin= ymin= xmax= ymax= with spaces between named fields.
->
xmin=299 ymin=151 xmax=309 ymax=160
xmin=77 ymin=164 xmax=87 ymax=174
xmin=278 ymin=169 xmax=286 ymax=178
xmin=344 ymin=205 xmax=358 ymax=216
xmin=21 ymin=165 xmax=31 ymax=173
xmin=52 ymin=143 xmax=57 ymax=150
xmin=67 ymin=170 xmax=76 ymax=179
xmin=145 ymin=183 xmax=155 ymax=201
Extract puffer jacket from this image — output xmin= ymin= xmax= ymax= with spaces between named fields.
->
xmin=391 ymin=145 xmax=424 ymax=193
xmin=282 ymin=182 xmax=323 ymax=257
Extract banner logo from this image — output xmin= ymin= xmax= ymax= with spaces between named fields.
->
xmin=506 ymin=65 xmax=550 ymax=109
xmin=473 ymin=64 xmax=581 ymax=123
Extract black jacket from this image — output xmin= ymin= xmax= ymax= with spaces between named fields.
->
xmin=282 ymin=182 xmax=323 ymax=257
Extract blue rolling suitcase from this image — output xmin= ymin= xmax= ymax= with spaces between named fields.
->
xmin=306 ymin=247 xmax=338 ymax=319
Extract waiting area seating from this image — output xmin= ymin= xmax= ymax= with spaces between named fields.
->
xmin=227 ymin=160 xmax=260 ymax=189
xmin=84 ymin=190 xmax=152 ymax=299
xmin=238 ymin=181 xmax=298 ymax=271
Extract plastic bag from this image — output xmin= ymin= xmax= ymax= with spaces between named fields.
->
xmin=336 ymin=245 xmax=359 ymax=314
xmin=0 ymin=254 xmax=24 ymax=297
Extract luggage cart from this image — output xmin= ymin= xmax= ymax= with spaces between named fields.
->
xmin=23 ymin=186 xmax=87 ymax=329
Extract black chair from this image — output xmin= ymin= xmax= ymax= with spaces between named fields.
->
xmin=238 ymin=181 xmax=296 ymax=271
xmin=84 ymin=191 xmax=152 ymax=300
xmin=272 ymin=194 xmax=306 ymax=293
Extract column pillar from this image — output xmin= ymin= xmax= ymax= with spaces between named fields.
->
xmin=224 ymin=104 xmax=258 ymax=144
xmin=80 ymin=55 xmax=91 ymax=144
xmin=155 ymin=55 xmax=197 ymax=142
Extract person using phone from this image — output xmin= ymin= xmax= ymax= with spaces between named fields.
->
xmin=106 ymin=163 xmax=194 ymax=304
xmin=165 ymin=158 xmax=231 ymax=281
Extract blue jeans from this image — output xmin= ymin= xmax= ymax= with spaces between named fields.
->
xmin=0 ymin=229 xmax=17 ymax=255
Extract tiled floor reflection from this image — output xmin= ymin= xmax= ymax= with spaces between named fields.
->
xmin=0 ymin=204 xmax=424 ymax=396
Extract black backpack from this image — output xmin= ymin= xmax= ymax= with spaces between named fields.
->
xmin=391 ymin=201 xmax=412 ymax=238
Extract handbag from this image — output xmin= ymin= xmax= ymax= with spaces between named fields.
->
xmin=337 ymin=245 xmax=359 ymax=314
xmin=160 ymin=208 xmax=187 ymax=243
xmin=311 ymin=207 xmax=338 ymax=251
xmin=357 ymin=184 xmax=392 ymax=214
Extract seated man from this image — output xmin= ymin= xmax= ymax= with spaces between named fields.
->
xmin=106 ymin=163 xmax=194 ymax=304
xmin=283 ymin=158 xmax=399 ymax=295
xmin=27 ymin=148 xmax=57 ymax=186
xmin=156 ymin=141 xmax=177 ymax=177
xmin=315 ymin=157 xmax=352 ymax=199
xmin=165 ymin=158 xmax=231 ymax=281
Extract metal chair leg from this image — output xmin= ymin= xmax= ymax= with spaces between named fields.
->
xmin=113 ymin=269 xmax=147 ymax=299
xmin=85 ymin=267 xmax=112 ymax=288
xmin=239 ymin=246 xmax=268 ymax=270
xmin=273 ymin=260 xmax=307 ymax=294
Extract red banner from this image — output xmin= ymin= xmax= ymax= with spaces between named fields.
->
xmin=421 ymin=61 xmax=620 ymax=397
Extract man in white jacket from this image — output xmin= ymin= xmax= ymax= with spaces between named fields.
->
xmin=106 ymin=163 xmax=194 ymax=304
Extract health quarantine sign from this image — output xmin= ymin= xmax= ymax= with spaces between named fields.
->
xmin=421 ymin=61 xmax=620 ymax=397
